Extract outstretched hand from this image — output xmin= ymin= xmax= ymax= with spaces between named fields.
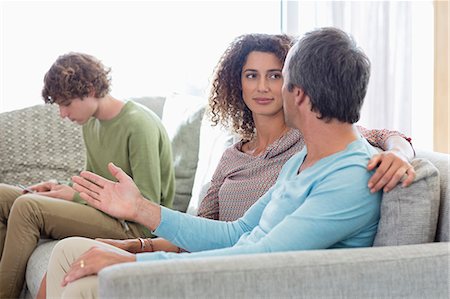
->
xmin=72 ymin=162 xmax=145 ymax=221
xmin=367 ymin=150 xmax=416 ymax=193
xmin=62 ymin=246 xmax=135 ymax=286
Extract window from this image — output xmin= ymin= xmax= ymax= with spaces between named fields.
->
xmin=0 ymin=1 xmax=281 ymax=112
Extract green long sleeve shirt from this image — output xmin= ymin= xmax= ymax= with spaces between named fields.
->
xmin=72 ymin=101 xmax=175 ymax=212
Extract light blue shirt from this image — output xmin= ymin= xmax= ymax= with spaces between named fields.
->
xmin=137 ymin=137 xmax=381 ymax=262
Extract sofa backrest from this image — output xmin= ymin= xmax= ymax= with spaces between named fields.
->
xmin=416 ymin=150 xmax=449 ymax=242
xmin=0 ymin=104 xmax=85 ymax=185
xmin=134 ymin=94 xmax=206 ymax=212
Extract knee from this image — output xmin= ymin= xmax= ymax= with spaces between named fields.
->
xmin=49 ymin=238 xmax=87 ymax=276
xmin=52 ymin=237 xmax=89 ymax=257
xmin=61 ymin=276 xmax=98 ymax=299
xmin=51 ymin=237 xmax=94 ymax=264
xmin=9 ymin=195 xmax=39 ymax=218
xmin=0 ymin=183 xmax=21 ymax=203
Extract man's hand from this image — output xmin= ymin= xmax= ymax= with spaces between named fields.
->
xmin=37 ymin=184 xmax=76 ymax=201
xmin=367 ymin=150 xmax=416 ymax=193
xmin=96 ymin=238 xmax=141 ymax=253
xmin=72 ymin=162 xmax=145 ymax=221
xmin=62 ymin=246 xmax=135 ymax=286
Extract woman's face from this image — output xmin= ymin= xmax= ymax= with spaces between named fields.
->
xmin=241 ymin=51 xmax=284 ymax=119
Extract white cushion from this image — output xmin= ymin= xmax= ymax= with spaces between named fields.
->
xmin=162 ymin=93 xmax=206 ymax=212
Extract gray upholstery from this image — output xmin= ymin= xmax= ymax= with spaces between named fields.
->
xmin=99 ymin=243 xmax=449 ymax=299
xmin=161 ymin=93 xmax=205 ymax=212
xmin=374 ymin=158 xmax=441 ymax=245
xmin=0 ymin=97 xmax=448 ymax=298
xmin=416 ymin=150 xmax=449 ymax=242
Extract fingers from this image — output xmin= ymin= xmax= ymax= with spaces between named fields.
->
xmin=78 ymin=171 xmax=109 ymax=188
xmin=368 ymin=156 xmax=393 ymax=191
xmin=367 ymin=154 xmax=381 ymax=171
xmin=78 ymin=192 xmax=102 ymax=209
xmin=370 ymin=162 xmax=397 ymax=193
xmin=62 ymin=250 xmax=95 ymax=286
xmin=108 ymin=163 xmax=132 ymax=183
xmin=72 ymin=176 xmax=102 ymax=197
xmin=382 ymin=167 xmax=407 ymax=192
xmin=402 ymin=167 xmax=416 ymax=187
xmin=368 ymin=153 xmax=416 ymax=193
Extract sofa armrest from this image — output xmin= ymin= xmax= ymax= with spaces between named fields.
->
xmin=99 ymin=242 xmax=449 ymax=298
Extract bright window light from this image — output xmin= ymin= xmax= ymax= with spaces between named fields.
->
xmin=0 ymin=1 xmax=281 ymax=112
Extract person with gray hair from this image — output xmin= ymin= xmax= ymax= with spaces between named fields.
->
xmin=47 ymin=28 xmax=387 ymax=298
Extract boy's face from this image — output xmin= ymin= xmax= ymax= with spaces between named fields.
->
xmin=57 ymin=96 xmax=98 ymax=125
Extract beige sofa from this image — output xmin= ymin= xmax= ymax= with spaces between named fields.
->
xmin=0 ymin=95 xmax=448 ymax=298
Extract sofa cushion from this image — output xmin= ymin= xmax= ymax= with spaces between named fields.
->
xmin=187 ymin=113 xmax=235 ymax=215
xmin=25 ymin=240 xmax=58 ymax=299
xmin=131 ymin=96 xmax=165 ymax=119
xmin=373 ymin=158 xmax=440 ymax=246
xmin=416 ymin=150 xmax=449 ymax=242
xmin=0 ymin=104 xmax=84 ymax=185
xmin=162 ymin=93 xmax=205 ymax=212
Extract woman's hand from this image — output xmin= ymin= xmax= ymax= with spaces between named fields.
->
xmin=367 ymin=150 xmax=416 ymax=193
xmin=95 ymin=238 xmax=141 ymax=253
xmin=62 ymin=246 xmax=136 ymax=286
xmin=72 ymin=163 xmax=146 ymax=221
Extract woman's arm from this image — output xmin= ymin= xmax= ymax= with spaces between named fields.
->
xmin=357 ymin=126 xmax=415 ymax=192
xmin=366 ymin=135 xmax=416 ymax=192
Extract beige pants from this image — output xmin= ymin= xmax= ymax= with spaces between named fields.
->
xmin=47 ymin=237 xmax=127 ymax=299
xmin=0 ymin=184 xmax=149 ymax=299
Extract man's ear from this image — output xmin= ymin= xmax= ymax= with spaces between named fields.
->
xmin=293 ymin=87 xmax=307 ymax=107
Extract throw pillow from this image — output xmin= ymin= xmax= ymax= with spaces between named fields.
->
xmin=0 ymin=104 xmax=85 ymax=186
xmin=187 ymin=114 xmax=235 ymax=216
xmin=373 ymin=158 xmax=440 ymax=246
xmin=161 ymin=93 xmax=206 ymax=212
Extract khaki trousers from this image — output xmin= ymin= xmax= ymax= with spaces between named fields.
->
xmin=0 ymin=184 xmax=148 ymax=299
xmin=47 ymin=237 xmax=126 ymax=299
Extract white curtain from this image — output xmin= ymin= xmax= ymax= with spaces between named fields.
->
xmin=283 ymin=1 xmax=415 ymax=135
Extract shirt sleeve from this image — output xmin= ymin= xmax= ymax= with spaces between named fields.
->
xmin=137 ymin=165 xmax=380 ymax=263
xmin=356 ymin=125 xmax=412 ymax=150
xmin=139 ymin=186 xmax=275 ymax=258
xmin=128 ymin=124 xmax=163 ymax=205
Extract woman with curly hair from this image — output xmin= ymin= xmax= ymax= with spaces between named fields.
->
xmin=0 ymin=52 xmax=175 ymax=299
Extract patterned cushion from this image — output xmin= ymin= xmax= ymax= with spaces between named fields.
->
xmin=0 ymin=104 xmax=85 ymax=185
xmin=373 ymin=158 xmax=440 ymax=246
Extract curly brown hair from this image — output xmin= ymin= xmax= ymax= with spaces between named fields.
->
xmin=42 ymin=52 xmax=111 ymax=105
xmin=209 ymin=33 xmax=293 ymax=140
